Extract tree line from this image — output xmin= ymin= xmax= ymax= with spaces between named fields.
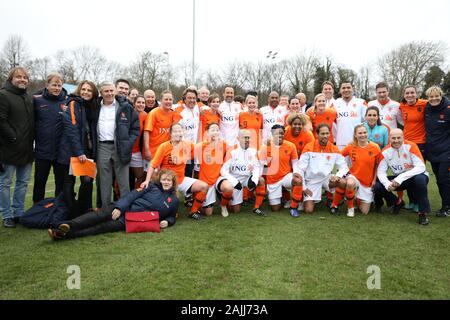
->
xmin=1 ymin=34 xmax=449 ymax=103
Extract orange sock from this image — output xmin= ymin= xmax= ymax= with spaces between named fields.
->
xmin=254 ymin=185 xmax=266 ymax=209
xmin=291 ymin=185 xmax=303 ymax=209
xmin=346 ymin=189 xmax=355 ymax=209
xmin=326 ymin=191 xmax=333 ymax=201
xmin=221 ymin=192 xmax=233 ymax=207
xmin=243 ymin=188 xmax=249 ymax=201
xmin=397 ymin=190 xmax=404 ymax=201
xmin=191 ymin=191 xmax=207 ymax=213
xmin=332 ymin=187 xmax=345 ymax=207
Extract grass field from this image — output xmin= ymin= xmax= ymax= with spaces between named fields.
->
xmin=1 ymin=165 xmax=449 ymax=300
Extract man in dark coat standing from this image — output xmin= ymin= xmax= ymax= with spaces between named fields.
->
xmin=0 ymin=67 xmax=34 ymax=228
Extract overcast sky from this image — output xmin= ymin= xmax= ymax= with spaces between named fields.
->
xmin=1 ymin=0 xmax=449 ymax=74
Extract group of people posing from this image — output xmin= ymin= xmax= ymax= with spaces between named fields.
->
xmin=0 ymin=66 xmax=449 ymax=241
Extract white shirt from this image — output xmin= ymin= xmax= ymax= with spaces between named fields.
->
xmin=260 ymin=105 xmax=288 ymax=143
xmin=334 ymin=97 xmax=367 ymax=147
xmin=220 ymin=146 xmax=261 ymax=187
xmin=377 ymin=141 xmax=427 ymax=190
xmin=98 ymin=100 xmax=117 ymax=142
xmin=368 ymin=99 xmax=403 ymax=130
xmin=219 ymin=101 xmax=242 ymax=147
xmin=177 ymin=104 xmax=200 ymax=144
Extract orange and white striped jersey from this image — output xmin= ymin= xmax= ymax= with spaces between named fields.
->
xmin=377 ymin=140 xmax=427 ymax=190
xmin=258 ymin=140 xmax=298 ymax=184
xmin=334 ymin=97 xmax=367 ymax=147
xmin=399 ymin=99 xmax=427 ymax=144
xmin=194 ymin=140 xmax=229 ymax=186
xmin=219 ymin=101 xmax=243 ymax=147
xmin=150 ymin=140 xmax=194 ymax=185
xmin=341 ymin=142 xmax=381 ymax=187
xmin=296 ymin=140 xmax=348 ymax=185
xmin=368 ymin=99 xmax=403 ymax=130
xmin=260 ymin=105 xmax=288 ymax=143
xmin=220 ymin=146 xmax=261 ymax=187
xmin=175 ymin=104 xmax=200 ymax=144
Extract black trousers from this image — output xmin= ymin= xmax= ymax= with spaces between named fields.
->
xmin=33 ymin=159 xmax=66 ymax=203
xmin=62 ymin=167 xmax=94 ymax=217
xmin=374 ymin=174 xmax=431 ymax=214
xmin=65 ymin=205 xmax=124 ymax=239
xmin=430 ymin=161 xmax=450 ymax=209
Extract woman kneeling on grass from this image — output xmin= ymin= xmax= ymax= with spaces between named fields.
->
xmin=48 ymin=169 xmax=179 ymax=240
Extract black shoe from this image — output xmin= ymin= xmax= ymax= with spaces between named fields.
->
xmin=3 ymin=218 xmax=16 ymax=228
xmin=330 ymin=206 xmax=339 ymax=215
xmin=253 ymin=208 xmax=266 ymax=217
xmin=435 ymin=207 xmax=450 ymax=217
xmin=189 ymin=212 xmax=204 ymax=220
xmin=392 ymin=200 xmax=405 ymax=214
xmin=418 ymin=214 xmax=429 ymax=225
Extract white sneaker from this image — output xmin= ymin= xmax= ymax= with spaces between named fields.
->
xmin=221 ymin=206 xmax=229 ymax=217
xmin=283 ymin=201 xmax=291 ymax=209
xmin=347 ymin=208 xmax=355 ymax=218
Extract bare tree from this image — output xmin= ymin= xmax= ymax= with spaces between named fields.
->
xmin=270 ymin=60 xmax=289 ymax=94
xmin=378 ymin=40 xmax=447 ymax=100
xmin=28 ymin=56 xmax=52 ymax=81
xmin=203 ymin=68 xmax=223 ymax=91
xmin=127 ymin=51 xmax=168 ymax=91
xmin=1 ymin=34 xmax=30 ymax=69
xmin=222 ymin=60 xmax=247 ymax=89
xmin=243 ymin=61 xmax=269 ymax=92
xmin=355 ymin=64 xmax=374 ymax=101
xmin=286 ymin=50 xmax=320 ymax=98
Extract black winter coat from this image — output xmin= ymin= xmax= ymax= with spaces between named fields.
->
xmin=0 ymin=81 xmax=34 ymax=165
xmin=33 ymin=87 xmax=68 ymax=160
xmin=425 ymin=96 xmax=450 ymax=162
xmin=114 ymin=183 xmax=179 ymax=226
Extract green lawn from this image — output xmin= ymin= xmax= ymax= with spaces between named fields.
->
xmin=1 ymin=165 xmax=449 ymax=299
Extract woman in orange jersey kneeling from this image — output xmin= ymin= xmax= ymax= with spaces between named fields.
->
xmin=141 ymin=123 xmax=208 ymax=220
xmin=337 ymin=125 xmax=381 ymax=217
xmin=195 ymin=123 xmax=234 ymax=217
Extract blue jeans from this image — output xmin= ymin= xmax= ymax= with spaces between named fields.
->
xmin=0 ymin=163 xmax=33 ymax=219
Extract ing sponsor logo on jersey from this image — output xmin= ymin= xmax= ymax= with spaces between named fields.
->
xmin=159 ymin=127 xmax=170 ymax=134
xmin=264 ymin=118 xmax=275 ymax=125
xmin=222 ymin=115 xmax=235 ymax=122
xmin=338 ymin=111 xmax=359 ymax=118
xmin=231 ymin=164 xmax=248 ymax=172
xmin=184 ymin=123 xmax=197 ymax=131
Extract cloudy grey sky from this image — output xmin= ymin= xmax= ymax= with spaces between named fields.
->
xmin=1 ymin=0 xmax=449 ymax=73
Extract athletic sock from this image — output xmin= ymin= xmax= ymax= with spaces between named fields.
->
xmin=345 ymin=189 xmax=355 ymax=209
xmin=221 ymin=192 xmax=233 ymax=207
xmin=191 ymin=191 xmax=207 ymax=213
xmin=332 ymin=187 xmax=345 ymax=208
xmin=291 ymin=185 xmax=303 ymax=209
xmin=254 ymin=185 xmax=266 ymax=209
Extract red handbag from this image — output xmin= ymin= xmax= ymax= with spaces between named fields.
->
xmin=125 ymin=211 xmax=160 ymax=233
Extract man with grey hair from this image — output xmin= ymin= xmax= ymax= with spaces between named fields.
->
xmin=0 ymin=67 xmax=34 ymax=228
xmin=198 ymin=86 xmax=210 ymax=106
xmin=143 ymin=89 xmax=157 ymax=113
xmin=95 ymin=82 xmax=140 ymax=208
xmin=295 ymin=92 xmax=308 ymax=113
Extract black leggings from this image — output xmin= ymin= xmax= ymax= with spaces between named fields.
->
xmin=430 ymin=161 xmax=450 ymax=209
xmin=64 ymin=205 xmax=124 ymax=239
